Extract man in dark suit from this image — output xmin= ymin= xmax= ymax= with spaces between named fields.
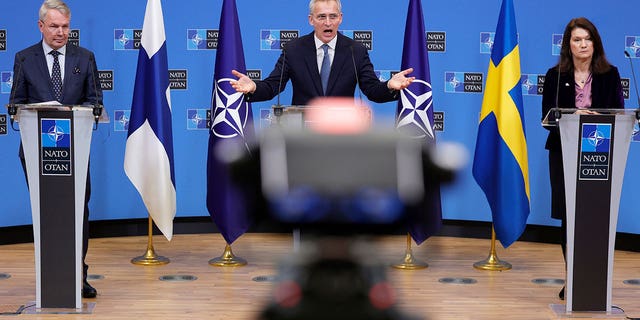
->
xmin=231 ymin=0 xmax=414 ymax=105
xmin=12 ymin=0 xmax=102 ymax=299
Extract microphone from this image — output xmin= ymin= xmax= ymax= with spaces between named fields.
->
xmin=624 ymin=50 xmax=640 ymax=111
xmin=88 ymin=55 xmax=103 ymax=129
xmin=552 ymin=35 xmax=564 ymax=120
xmin=273 ymin=46 xmax=287 ymax=118
xmin=553 ymin=63 xmax=562 ymax=120
xmin=7 ymin=56 xmax=25 ymax=131
xmin=349 ymin=45 xmax=363 ymax=102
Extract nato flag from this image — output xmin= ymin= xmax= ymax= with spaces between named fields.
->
xmin=206 ymin=0 xmax=255 ymax=245
xmin=396 ymin=0 xmax=442 ymax=245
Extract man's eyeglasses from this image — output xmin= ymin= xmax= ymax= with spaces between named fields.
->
xmin=314 ymin=13 xmax=340 ymax=22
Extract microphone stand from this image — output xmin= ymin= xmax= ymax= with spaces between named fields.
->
xmin=92 ymin=104 xmax=103 ymax=130
xmin=89 ymin=55 xmax=103 ymax=130
xmin=7 ymin=104 xmax=19 ymax=131
xmin=272 ymin=46 xmax=287 ymax=125
xmin=623 ymin=51 xmax=640 ymax=126
xmin=7 ymin=56 xmax=25 ymax=131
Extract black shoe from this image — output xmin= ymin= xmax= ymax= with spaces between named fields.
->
xmin=82 ymin=281 xmax=97 ymax=298
xmin=558 ymin=286 xmax=565 ymax=300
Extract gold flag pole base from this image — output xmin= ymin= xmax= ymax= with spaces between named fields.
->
xmin=131 ymin=217 xmax=170 ymax=266
xmin=131 ymin=247 xmax=170 ymax=266
xmin=391 ymin=233 xmax=428 ymax=270
xmin=209 ymin=244 xmax=247 ymax=267
xmin=473 ymin=227 xmax=511 ymax=271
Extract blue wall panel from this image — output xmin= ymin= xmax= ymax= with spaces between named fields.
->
xmin=1 ymin=0 xmax=638 ymax=235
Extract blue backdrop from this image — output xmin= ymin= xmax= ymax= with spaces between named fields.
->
xmin=1 ymin=0 xmax=639 ymax=235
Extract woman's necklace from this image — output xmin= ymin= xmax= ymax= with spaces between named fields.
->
xmin=575 ymin=71 xmax=590 ymax=85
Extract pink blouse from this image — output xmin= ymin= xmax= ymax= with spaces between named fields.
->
xmin=575 ymin=73 xmax=592 ymax=109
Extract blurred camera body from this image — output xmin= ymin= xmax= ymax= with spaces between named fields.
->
xmin=221 ymin=101 xmax=459 ymax=320
xmin=259 ymin=128 xmax=430 ymax=234
xmin=259 ymin=237 xmax=419 ymax=320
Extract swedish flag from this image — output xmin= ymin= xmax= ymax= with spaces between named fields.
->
xmin=472 ymin=0 xmax=529 ymax=248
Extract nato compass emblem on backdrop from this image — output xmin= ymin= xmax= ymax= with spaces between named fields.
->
xmin=1 ymin=71 xmax=12 ymax=94
xmin=625 ymin=36 xmax=640 ymax=58
xmin=261 ymin=30 xmax=298 ymax=50
xmin=375 ymin=70 xmax=394 ymax=82
xmin=482 ymin=32 xmax=520 ymax=54
xmin=114 ymin=110 xmax=130 ymax=132
xmin=187 ymin=29 xmax=218 ymax=50
xmin=445 ymin=72 xmax=461 ymax=93
xmin=114 ymin=29 xmax=132 ymax=49
xmin=480 ymin=32 xmax=494 ymax=54
xmin=187 ymin=109 xmax=209 ymax=130
xmin=261 ymin=31 xmax=279 ymax=50
xmin=260 ymin=108 xmax=273 ymax=129
xmin=632 ymin=122 xmax=640 ymax=142
xmin=521 ymin=74 xmax=544 ymax=96
xmin=445 ymin=72 xmax=483 ymax=93
xmin=396 ymin=79 xmax=434 ymax=139
xmin=114 ymin=29 xmax=141 ymax=50
xmin=552 ymin=34 xmax=563 ymax=56
xmin=188 ymin=29 xmax=206 ymax=50
xmin=212 ymin=78 xmax=250 ymax=139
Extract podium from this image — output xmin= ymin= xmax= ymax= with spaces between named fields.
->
xmin=267 ymin=101 xmax=373 ymax=251
xmin=270 ymin=103 xmax=372 ymax=130
xmin=544 ymin=108 xmax=638 ymax=315
xmin=12 ymin=104 xmax=102 ymax=310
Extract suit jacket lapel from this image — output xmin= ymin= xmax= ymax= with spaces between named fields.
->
xmin=328 ymin=35 xmax=350 ymax=95
xmin=33 ymin=42 xmax=56 ymax=102
xmin=302 ymin=33 xmax=324 ymax=96
xmin=62 ymin=45 xmax=79 ymax=103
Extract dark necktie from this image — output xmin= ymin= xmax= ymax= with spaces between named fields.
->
xmin=50 ymin=50 xmax=62 ymax=101
xmin=320 ymin=44 xmax=330 ymax=95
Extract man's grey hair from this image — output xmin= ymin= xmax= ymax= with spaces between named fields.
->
xmin=39 ymin=0 xmax=71 ymax=22
xmin=308 ymin=0 xmax=342 ymax=14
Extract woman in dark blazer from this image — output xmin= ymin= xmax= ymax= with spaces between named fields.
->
xmin=541 ymin=17 xmax=624 ymax=300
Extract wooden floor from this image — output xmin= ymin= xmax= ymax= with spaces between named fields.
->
xmin=0 ymin=233 xmax=638 ymax=320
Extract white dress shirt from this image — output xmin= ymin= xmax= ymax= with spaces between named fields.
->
xmin=314 ymin=35 xmax=337 ymax=74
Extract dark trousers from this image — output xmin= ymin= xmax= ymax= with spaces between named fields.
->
xmin=19 ymin=147 xmax=91 ymax=282
xmin=548 ymin=149 xmax=567 ymax=259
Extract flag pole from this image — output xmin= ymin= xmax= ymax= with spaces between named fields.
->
xmin=209 ymin=243 xmax=247 ymax=267
xmin=473 ymin=226 xmax=511 ymax=271
xmin=391 ymin=233 xmax=428 ymax=270
xmin=131 ymin=216 xmax=170 ymax=265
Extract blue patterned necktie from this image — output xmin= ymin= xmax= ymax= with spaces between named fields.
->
xmin=320 ymin=44 xmax=330 ymax=95
xmin=50 ymin=50 xmax=62 ymax=101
